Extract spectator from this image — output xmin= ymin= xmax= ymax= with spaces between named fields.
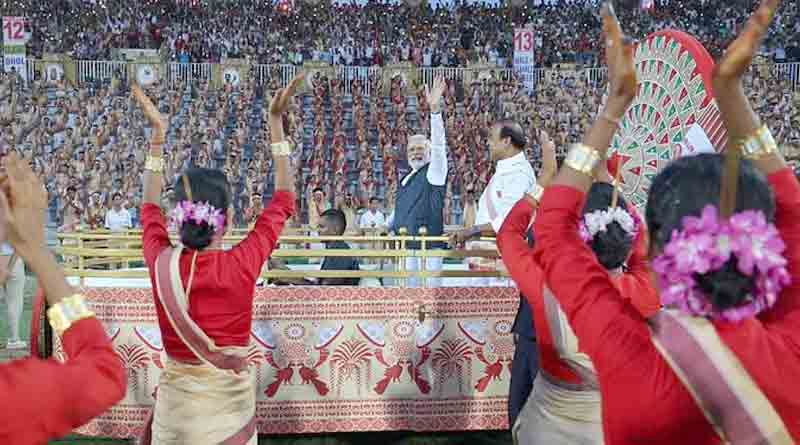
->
xmin=359 ymin=197 xmax=387 ymax=230
xmin=315 ymin=209 xmax=360 ymax=286
xmin=105 ymin=193 xmax=133 ymax=232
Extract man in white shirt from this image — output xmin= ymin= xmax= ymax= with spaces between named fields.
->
xmin=359 ymin=197 xmax=386 ymax=230
xmin=105 ymin=193 xmax=132 ymax=232
xmin=450 ymin=125 xmax=555 ymax=286
xmin=387 ymin=78 xmax=448 ymax=288
xmin=0 ymin=243 xmax=26 ymax=349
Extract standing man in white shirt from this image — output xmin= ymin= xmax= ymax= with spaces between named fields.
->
xmin=450 ymin=126 xmax=556 ymax=286
xmin=0 ymin=242 xmax=26 ymax=349
xmin=388 ymin=77 xmax=448 ymax=287
xmin=105 ymin=193 xmax=132 ymax=232
xmin=105 ymin=192 xmax=132 ymax=269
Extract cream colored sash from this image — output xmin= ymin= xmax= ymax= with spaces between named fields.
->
xmin=649 ymin=310 xmax=793 ymax=445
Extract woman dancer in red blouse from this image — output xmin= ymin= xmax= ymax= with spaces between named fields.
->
xmin=497 ymin=163 xmax=658 ymax=444
xmin=134 ymin=73 xmax=304 ymax=445
xmin=528 ymin=1 xmax=800 ymax=443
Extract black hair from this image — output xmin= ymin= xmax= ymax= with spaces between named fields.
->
xmin=320 ymin=208 xmax=347 ymax=235
xmin=646 ymin=153 xmax=775 ymax=311
xmin=582 ymin=182 xmax=634 ymax=270
xmin=313 ymin=187 xmax=324 ymax=194
xmin=174 ymin=168 xmax=231 ymax=250
xmin=494 ymin=120 xmax=527 ymax=149
xmin=112 ymin=192 xmax=123 ymax=200
xmin=66 ymin=185 xmax=76 ymax=192
xmin=369 ymin=197 xmax=380 ymax=204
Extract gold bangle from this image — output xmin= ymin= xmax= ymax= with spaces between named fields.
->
xmin=740 ymin=125 xmax=778 ymax=160
xmin=271 ymin=141 xmax=292 ymax=157
xmin=145 ymin=155 xmax=165 ymax=173
xmin=565 ymin=143 xmax=602 ymax=176
xmin=48 ymin=294 xmax=96 ymax=337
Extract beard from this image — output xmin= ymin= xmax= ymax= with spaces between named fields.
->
xmin=408 ymin=156 xmax=429 ymax=171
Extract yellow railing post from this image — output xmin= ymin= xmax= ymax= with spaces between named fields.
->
xmin=419 ymin=226 xmax=428 ymax=288
xmin=77 ymin=230 xmax=85 ymax=287
xmin=398 ymin=227 xmax=407 ymax=288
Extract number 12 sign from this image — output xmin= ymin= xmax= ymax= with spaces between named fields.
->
xmin=3 ymin=17 xmax=26 ymax=45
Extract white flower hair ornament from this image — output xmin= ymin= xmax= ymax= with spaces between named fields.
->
xmin=579 ymin=207 xmax=639 ymax=243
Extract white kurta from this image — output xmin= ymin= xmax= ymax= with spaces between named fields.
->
xmin=469 ymin=151 xmax=537 ymax=287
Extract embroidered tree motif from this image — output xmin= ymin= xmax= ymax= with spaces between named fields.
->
xmin=432 ymin=338 xmax=473 ymax=395
xmin=116 ymin=344 xmax=151 ymax=395
xmin=330 ymin=338 xmax=373 ymax=397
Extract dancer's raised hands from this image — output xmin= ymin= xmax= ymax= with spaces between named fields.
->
xmin=713 ymin=0 xmax=780 ymax=88
xmin=602 ymin=2 xmax=637 ymax=112
xmin=270 ymin=73 xmax=305 ymax=117
xmin=132 ymin=83 xmax=166 ymax=144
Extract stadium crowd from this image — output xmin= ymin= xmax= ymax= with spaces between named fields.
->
xmin=0 ymin=62 xmax=797 ymax=233
xmin=1 ymin=0 xmax=797 ymax=67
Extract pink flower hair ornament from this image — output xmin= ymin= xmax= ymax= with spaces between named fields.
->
xmin=170 ymin=200 xmax=226 ymax=234
xmin=652 ymin=205 xmax=790 ymax=322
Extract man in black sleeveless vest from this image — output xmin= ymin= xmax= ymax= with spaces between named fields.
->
xmin=388 ymin=77 xmax=448 ymax=287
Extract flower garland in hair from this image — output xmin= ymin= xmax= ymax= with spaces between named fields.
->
xmin=170 ymin=201 xmax=226 ymax=233
xmin=652 ymin=205 xmax=790 ymax=322
xmin=579 ymin=207 xmax=638 ymax=243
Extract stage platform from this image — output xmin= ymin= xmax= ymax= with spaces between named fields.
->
xmin=42 ymin=284 xmax=518 ymax=439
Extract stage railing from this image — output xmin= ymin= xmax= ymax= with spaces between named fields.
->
xmin=55 ymin=226 xmax=505 ymax=286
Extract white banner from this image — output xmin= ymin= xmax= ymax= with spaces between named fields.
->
xmin=513 ymin=28 xmax=535 ymax=90
xmin=3 ymin=16 xmax=28 ymax=81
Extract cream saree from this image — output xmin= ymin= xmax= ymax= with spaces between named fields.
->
xmin=513 ymin=287 xmax=603 ymax=445
xmin=140 ymin=246 xmax=257 ymax=445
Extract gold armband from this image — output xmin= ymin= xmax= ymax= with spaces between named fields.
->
xmin=145 ymin=155 xmax=165 ymax=173
xmin=740 ymin=125 xmax=778 ymax=160
xmin=565 ymin=143 xmax=602 ymax=176
xmin=271 ymin=141 xmax=292 ymax=157
xmin=48 ymin=294 xmax=96 ymax=337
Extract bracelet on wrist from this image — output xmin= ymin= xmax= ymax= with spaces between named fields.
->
xmin=740 ymin=125 xmax=778 ymax=160
xmin=48 ymin=294 xmax=96 ymax=337
xmin=565 ymin=143 xmax=602 ymax=176
xmin=271 ymin=141 xmax=292 ymax=157
xmin=145 ymin=155 xmax=165 ymax=173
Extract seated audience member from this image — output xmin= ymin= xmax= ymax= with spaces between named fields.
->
xmin=317 ymin=209 xmax=360 ymax=286
xmin=359 ymin=197 xmax=386 ymax=230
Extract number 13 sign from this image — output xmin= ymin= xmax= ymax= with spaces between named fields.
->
xmin=3 ymin=17 xmax=26 ymax=45
xmin=513 ymin=29 xmax=534 ymax=55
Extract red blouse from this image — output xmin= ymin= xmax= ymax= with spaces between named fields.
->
xmin=497 ymin=199 xmax=659 ymax=385
xmin=532 ymin=169 xmax=800 ymax=444
xmin=142 ymin=191 xmax=295 ymax=362
xmin=0 ymin=318 xmax=126 ymax=444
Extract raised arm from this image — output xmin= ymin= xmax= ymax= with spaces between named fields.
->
xmin=426 ymin=77 xmax=448 ymax=187
xmin=532 ymin=4 xmax=652 ymax=376
xmin=0 ymin=154 xmax=125 ymax=442
xmin=496 ymin=198 xmax=544 ymax=301
xmin=708 ymin=0 xmax=800 ymax=324
xmin=132 ymin=84 xmax=167 ymax=206
xmin=231 ymin=73 xmax=304 ymax=277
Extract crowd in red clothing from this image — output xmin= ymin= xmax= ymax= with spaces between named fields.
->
xmin=0 ymin=64 xmax=798 ymax=230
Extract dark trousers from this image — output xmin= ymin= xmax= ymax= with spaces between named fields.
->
xmin=508 ymin=334 xmax=539 ymax=428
